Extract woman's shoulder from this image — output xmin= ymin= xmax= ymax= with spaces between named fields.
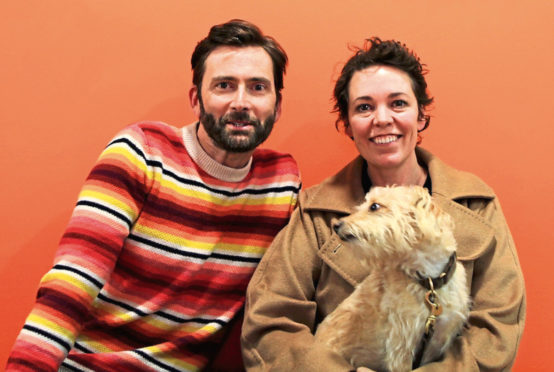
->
xmin=418 ymin=147 xmax=495 ymax=201
xmin=299 ymin=157 xmax=365 ymax=214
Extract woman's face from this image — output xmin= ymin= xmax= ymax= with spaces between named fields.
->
xmin=346 ymin=65 xmax=427 ymax=176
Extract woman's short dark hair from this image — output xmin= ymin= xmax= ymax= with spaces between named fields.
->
xmin=191 ymin=19 xmax=288 ymax=104
xmin=333 ymin=37 xmax=433 ymax=136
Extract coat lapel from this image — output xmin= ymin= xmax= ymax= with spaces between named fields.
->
xmin=305 ymin=148 xmax=497 ymax=286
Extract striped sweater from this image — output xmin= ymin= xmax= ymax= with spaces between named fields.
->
xmin=7 ymin=122 xmax=301 ymax=372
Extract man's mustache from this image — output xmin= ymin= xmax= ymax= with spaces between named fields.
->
xmin=221 ymin=111 xmax=258 ymax=124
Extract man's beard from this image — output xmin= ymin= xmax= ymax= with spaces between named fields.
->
xmin=199 ymin=102 xmax=275 ymax=153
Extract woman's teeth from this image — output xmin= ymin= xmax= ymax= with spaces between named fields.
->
xmin=372 ymin=135 xmax=399 ymax=144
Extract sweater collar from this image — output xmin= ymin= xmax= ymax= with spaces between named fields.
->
xmin=182 ymin=122 xmax=252 ymax=182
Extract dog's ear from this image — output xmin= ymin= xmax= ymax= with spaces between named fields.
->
xmin=413 ymin=187 xmax=431 ymax=210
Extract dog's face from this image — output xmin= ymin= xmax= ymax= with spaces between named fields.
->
xmin=333 ymin=185 xmax=454 ymax=262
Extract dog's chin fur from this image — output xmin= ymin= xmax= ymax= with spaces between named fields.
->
xmin=315 ymin=186 xmax=471 ymax=372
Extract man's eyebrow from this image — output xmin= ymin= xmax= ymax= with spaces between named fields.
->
xmin=211 ymin=76 xmax=238 ymax=82
xmin=249 ymin=77 xmax=272 ymax=84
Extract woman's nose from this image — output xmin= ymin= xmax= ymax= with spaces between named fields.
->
xmin=373 ymin=106 xmax=392 ymax=125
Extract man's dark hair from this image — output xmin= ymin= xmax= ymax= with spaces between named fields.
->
xmin=191 ymin=19 xmax=288 ymax=104
xmin=333 ymin=37 xmax=434 ymax=135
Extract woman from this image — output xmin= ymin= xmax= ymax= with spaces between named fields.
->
xmin=241 ymin=38 xmax=525 ymax=371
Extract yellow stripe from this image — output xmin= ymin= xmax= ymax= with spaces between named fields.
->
xmin=27 ymin=313 xmax=75 ymax=340
xmin=142 ymin=324 xmax=219 ymax=371
xmin=100 ymin=145 xmax=155 ymax=180
xmin=76 ymin=334 xmax=115 ymax=352
xmin=40 ymin=272 xmax=98 ymax=299
xmin=142 ymin=345 xmax=201 ymax=371
xmin=78 ymin=189 xmax=137 ymax=221
xmin=159 ymin=177 xmax=294 ymax=206
xmin=134 ymin=225 xmax=265 ymax=255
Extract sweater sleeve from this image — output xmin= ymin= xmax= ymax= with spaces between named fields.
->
xmin=6 ymin=125 xmax=155 ymax=372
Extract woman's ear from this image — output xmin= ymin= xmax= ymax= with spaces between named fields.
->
xmin=345 ymin=124 xmax=353 ymax=139
xmin=417 ymin=108 xmax=429 ymax=132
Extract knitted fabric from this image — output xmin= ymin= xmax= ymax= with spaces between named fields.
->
xmin=7 ymin=122 xmax=301 ymax=372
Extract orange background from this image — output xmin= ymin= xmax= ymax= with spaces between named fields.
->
xmin=1 ymin=1 xmax=553 ymax=369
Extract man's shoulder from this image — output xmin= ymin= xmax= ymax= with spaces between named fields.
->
xmin=252 ymin=148 xmax=299 ymax=171
xmin=112 ymin=121 xmax=186 ymax=154
xmin=121 ymin=121 xmax=181 ymax=139
xmin=250 ymin=148 xmax=301 ymax=186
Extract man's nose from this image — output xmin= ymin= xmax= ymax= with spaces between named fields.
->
xmin=230 ymin=86 xmax=251 ymax=111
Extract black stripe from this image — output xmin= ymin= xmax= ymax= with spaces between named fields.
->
xmin=154 ymin=311 xmax=227 ymax=326
xmin=156 ymin=165 xmax=301 ymax=197
xmin=60 ymin=361 xmax=85 ymax=371
xmin=107 ymin=137 xmax=301 ymax=197
xmin=96 ymin=292 xmax=148 ymax=317
xmin=108 ymin=137 xmax=147 ymax=163
xmin=23 ymin=324 xmax=71 ymax=352
xmin=96 ymin=290 xmax=227 ymax=326
xmin=53 ymin=264 xmax=103 ymax=289
xmin=73 ymin=341 xmax=93 ymax=354
xmin=133 ymin=350 xmax=182 ymax=372
xmin=211 ymin=252 xmax=260 ymax=263
xmin=76 ymin=200 xmax=132 ymax=229
xmin=130 ymin=234 xmax=209 ymax=259
xmin=129 ymin=234 xmax=260 ymax=263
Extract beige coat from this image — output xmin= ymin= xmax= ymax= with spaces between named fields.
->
xmin=242 ymin=148 xmax=525 ymax=371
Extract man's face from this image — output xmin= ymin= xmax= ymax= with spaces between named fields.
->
xmin=191 ymin=46 xmax=280 ymax=153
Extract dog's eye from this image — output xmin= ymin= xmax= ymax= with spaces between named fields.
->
xmin=369 ymin=203 xmax=381 ymax=212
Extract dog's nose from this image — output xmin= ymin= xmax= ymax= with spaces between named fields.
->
xmin=333 ymin=221 xmax=343 ymax=234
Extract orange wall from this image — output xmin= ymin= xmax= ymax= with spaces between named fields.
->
xmin=1 ymin=1 xmax=553 ymax=369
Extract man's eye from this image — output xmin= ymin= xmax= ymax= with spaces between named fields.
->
xmin=216 ymin=82 xmax=230 ymax=89
xmin=252 ymin=83 xmax=266 ymax=91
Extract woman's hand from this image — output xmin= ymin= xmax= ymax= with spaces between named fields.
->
xmin=356 ymin=367 xmax=374 ymax=372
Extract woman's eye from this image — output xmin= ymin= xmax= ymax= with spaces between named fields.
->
xmin=391 ymin=100 xmax=407 ymax=108
xmin=369 ymin=203 xmax=381 ymax=212
xmin=357 ymin=103 xmax=372 ymax=112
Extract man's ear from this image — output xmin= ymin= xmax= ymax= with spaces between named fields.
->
xmin=189 ymin=86 xmax=201 ymax=118
xmin=274 ymin=99 xmax=282 ymax=122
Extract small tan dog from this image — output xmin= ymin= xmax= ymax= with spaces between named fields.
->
xmin=315 ymin=185 xmax=470 ymax=372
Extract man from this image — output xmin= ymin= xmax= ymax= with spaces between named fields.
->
xmin=7 ymin=19 xmax=301 ymax=372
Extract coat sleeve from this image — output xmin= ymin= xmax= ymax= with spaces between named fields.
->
xmin=6 ymin=125 xmax=154 ymax=372
xmin=417 ymin=197 xmax=526 ymax=372
xmin=241 ymin=193 xmax=356 ymax=371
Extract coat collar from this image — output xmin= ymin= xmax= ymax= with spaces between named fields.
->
xmin=310 ymin=148 xmax=496 ymax=286
xmin=304 ymin=147 xmax=495 ymax=214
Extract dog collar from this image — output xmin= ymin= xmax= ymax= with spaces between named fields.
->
xmin=417 ymin=253 xmax=457 ymax=290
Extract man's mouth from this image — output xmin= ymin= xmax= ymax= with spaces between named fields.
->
xmin=226 ymin=121 xmax=253 ymax=128
xmin=371 ymin=135 xmax=400 ymax=144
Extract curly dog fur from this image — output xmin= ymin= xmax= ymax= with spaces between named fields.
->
xmin=315 ymin=185 xmax=470 ymax=371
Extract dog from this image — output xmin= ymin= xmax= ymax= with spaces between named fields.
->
xmin=314 ymin=185 xmax=470 ymax=372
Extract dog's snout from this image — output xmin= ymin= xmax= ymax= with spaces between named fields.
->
xmin=333 ymin=220 xmax=344 ymax=234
